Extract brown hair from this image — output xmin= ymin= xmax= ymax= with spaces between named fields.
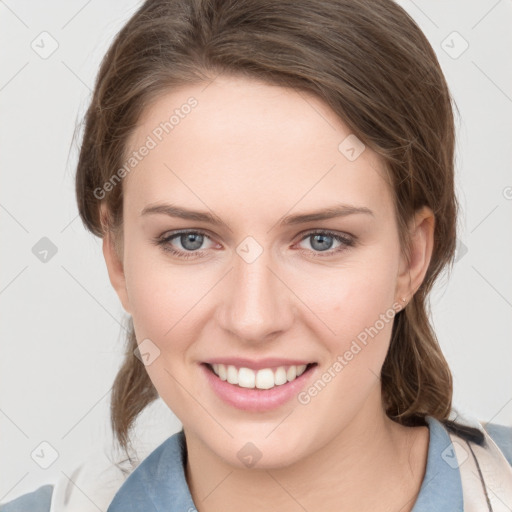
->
xmin=75 ymin=0 xmax=478 ymax=461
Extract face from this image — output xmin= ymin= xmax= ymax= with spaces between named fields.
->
xmin=104 ymin=75 xmax=430 ymax=469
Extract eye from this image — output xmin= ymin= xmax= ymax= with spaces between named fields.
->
xmin=153 ymin=230 xmax=216 ymax=259
xmin=296 ymin=230 xmax=355 ymax=256
xmin=153 ymin=229 xmax=356 ymax=260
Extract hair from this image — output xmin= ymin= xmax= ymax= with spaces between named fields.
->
xmin=75 ymin=0 xmax=483 ymax=462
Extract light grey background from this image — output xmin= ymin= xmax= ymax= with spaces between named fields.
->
xmin=1 ymin=0 xmax=511 ymax=501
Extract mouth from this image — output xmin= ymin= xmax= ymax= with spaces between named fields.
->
xmin=202 ymin=362 xmax=317 ymax=390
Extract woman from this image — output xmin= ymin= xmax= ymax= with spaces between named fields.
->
xmin=2 ymin=0 xmax=511 ymax=511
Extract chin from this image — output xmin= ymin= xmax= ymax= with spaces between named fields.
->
xmin=204 ymin=426 xmax=317 ymax=470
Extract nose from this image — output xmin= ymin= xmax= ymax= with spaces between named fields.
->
xmin=216 ymin=248 xmax=295 ymax=344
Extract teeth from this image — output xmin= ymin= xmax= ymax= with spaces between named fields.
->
xmin=255 ymin=369 xmax=274 ymax=390
xmin=286 ymin=365 xmax=297 ymax=382
xmin=274 ymin=367 xmax=287 ymax=385
xmin=211 ymin=363 xmax=310 ymax=390
xmin=238 ymin=367 xmax=255 ymax=388
xmin=226 ymin=365 xmax=239 ymax=385
xmin=218 ymin=364 xmax=227 ymax=381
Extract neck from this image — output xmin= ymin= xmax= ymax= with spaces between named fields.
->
xmin=184 ymin=396 xmax=429 ymax=512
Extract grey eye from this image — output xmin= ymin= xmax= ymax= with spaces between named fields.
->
xmin=179 ymin=232 xmax=204 ymax=251
xmin=309 ymin=234 xmax=335 ymax=251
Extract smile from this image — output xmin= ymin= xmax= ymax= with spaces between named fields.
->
xmin=208 ymin=363 xmax=310 ymax=390
xmin=201 ymin=358 xmax=318 ymax=411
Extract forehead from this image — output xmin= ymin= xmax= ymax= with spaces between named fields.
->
xmin=122 ymin=75 xmax=393 ymax=220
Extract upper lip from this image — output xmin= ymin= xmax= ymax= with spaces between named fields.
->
xmin=203 ymin=357 xmax=315 ymax=371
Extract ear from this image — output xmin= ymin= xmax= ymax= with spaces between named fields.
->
xmin=100 ymin=206 xmax=132 ymax=314
xmin=395 ymin=206 xmax=435 ymax=303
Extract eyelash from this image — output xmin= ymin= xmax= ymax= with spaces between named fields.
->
xmin=153 ymin=229 xmax=356 ymax=260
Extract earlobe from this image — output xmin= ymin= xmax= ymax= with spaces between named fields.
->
xmin=396 ymin=206 xmax=435 ymax=302
xmin=101 ymin=217 xmax=131 ymax=314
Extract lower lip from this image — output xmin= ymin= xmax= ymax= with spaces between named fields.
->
xmin=200 ymin=363 xmax=317 ymax=412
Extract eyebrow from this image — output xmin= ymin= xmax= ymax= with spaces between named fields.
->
xmin=140 ymin=202 xmax=374 ymax=227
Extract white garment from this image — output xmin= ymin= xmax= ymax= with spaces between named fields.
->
xmin=448 ymin=423 xmax=512 ymax=511
xmin=49 ymin=450 xmax=129 ymax=512
xmin=50 ymin=398 xmax=179 ymax=512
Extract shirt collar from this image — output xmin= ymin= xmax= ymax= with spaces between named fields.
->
xmin=411 ymin=415 xmax=463 ymax=511
xmin=108 ymin=415 xmax=463 ymax=511
xmin=107 ymin=427 xmax=195 ymax=511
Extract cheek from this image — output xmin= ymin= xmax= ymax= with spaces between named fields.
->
xmin=123 ymin=236 xmax=180 ymax=337
xmin=296 ymin=247 xmax=399 ymax=348
xmin=123 ymin=243 xmax=222 ymax=372
xmin=291 ymin=250 xmax=401 ymax=416
xmin=127 ymin=263 xmax=201 ymax=343
xmin=295 ymin=265 xmax=399 ymax=425
xmin=123 ymin=255 xmax=211 ymax=419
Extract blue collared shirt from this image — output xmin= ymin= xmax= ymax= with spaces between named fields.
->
xmin=2 ymin=416 xmax=511 ymax=511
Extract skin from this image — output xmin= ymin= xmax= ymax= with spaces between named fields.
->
xmin=102 ymin=75 xmax=434 ymax=511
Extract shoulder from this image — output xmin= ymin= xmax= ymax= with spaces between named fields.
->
xmin=442 ymin=416 xmax=512 ymax=509
xmin=441 ymin=407 xmax=512 ymax=466
xmin=0 ymin=447 xmax=132 ymax=512
xmin=482 ymin=421 xmax=512 ymax=466
xmin=0 ymin=432 xmax=184 ymax=512
xmin=441 ymin=415 xmax=512 ymax=470
xmin=0 ymin=484 xmax=53 ymax=512
xmin=443 ymin=412 xmax=512 ymax=467
xmin=107 ymin=430 xmax=187 ymax=510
